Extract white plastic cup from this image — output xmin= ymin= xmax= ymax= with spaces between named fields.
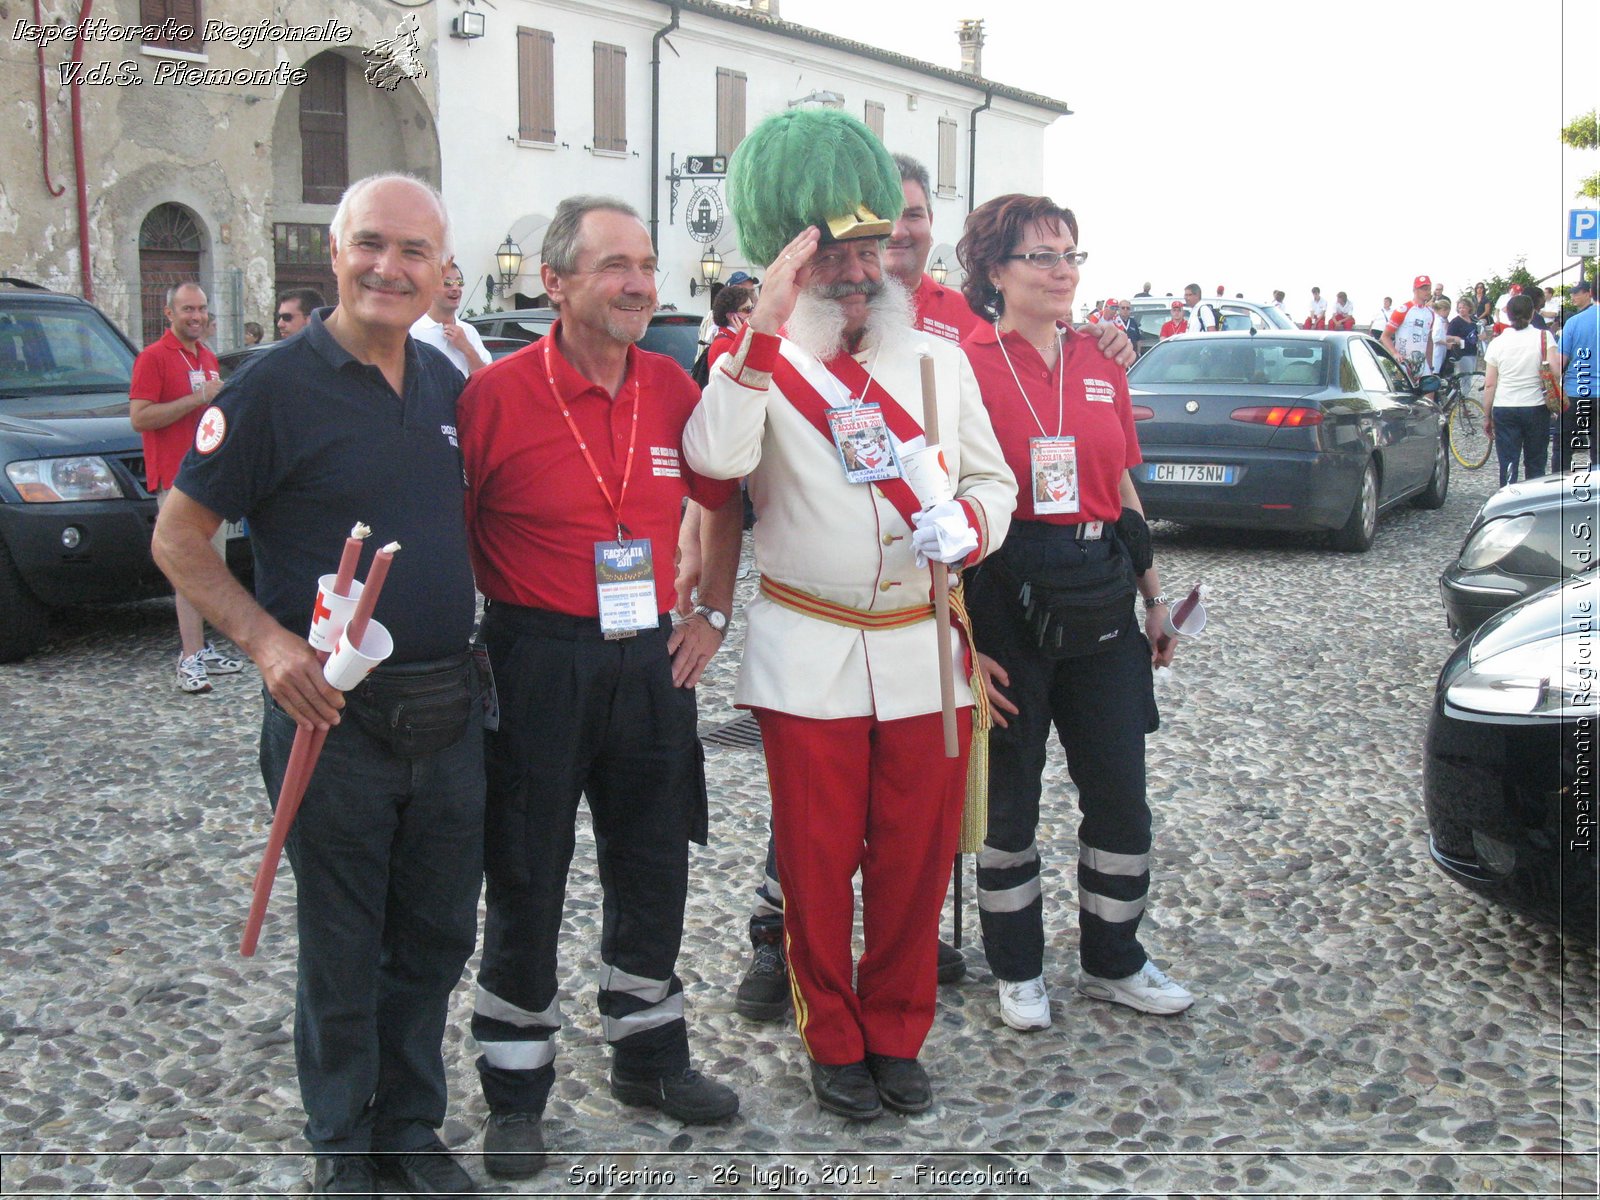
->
xmin=901 ymin=443 xmax=952 ymax=506
xmin=1163 ymin=597 xmax=1208 ymax=639
xmin=323 ymin=618 xmax=394 ymax=691
xmin=308 ymin=574 xmax=364 ymax=653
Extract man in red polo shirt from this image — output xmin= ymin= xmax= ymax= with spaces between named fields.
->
xmin=129 ymin=281 xmax=241 ymax=693
xmin=458 ymin=195 xmax=743 ymax=1180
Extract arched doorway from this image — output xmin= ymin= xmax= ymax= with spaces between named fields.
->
xmin=138 ymin=204 xmax=203 ymax=346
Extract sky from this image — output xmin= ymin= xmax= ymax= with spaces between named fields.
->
xmin=783 ymin=0 xmax=1596 ymax=323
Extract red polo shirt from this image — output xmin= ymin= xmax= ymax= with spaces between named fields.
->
xmin=912 ymin=273 xmax=982 ymax=344
xmin=457 ymin=322 xmax=735 ymax=617
xmin=963 ymin=323 xmax=1141 ymax=524
xmin=129 ymin=330 xmax=219 ymax=490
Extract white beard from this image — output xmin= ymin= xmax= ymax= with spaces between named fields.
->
xmin=785 ymin=275 xmax=916 ymax=361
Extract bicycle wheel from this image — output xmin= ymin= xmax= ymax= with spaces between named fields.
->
xmin=1448 ymin=395 xmax=1492 ymax=468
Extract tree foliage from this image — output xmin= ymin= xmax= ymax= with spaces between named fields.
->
xmin=1564 ymin=111 xmax=1600 ymax=199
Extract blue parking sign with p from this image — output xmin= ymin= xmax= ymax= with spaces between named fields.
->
xmin=1571 ymin=209 xmax=1599 ymax=241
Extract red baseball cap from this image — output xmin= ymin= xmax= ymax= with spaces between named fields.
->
xmin=1412 ymin=274 xmax=1432 ymax=290
xmin=1170 ymin=299 xmax=1185 ymax=310
xmin=1103 ymin=298 xmax=1118 ymax=308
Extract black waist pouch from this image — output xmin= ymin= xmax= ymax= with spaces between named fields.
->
xmin=1002 ymin=551 xmax=1137 ymax=660
xmin=346 ymin=652 xmax=477 ymax=758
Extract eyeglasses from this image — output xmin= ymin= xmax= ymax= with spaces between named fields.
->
xmin=274 ymin=312 xmax=294 ymax=323
xmin=738 ymin=305 xmax=755 ymax=314
xmin=1005 ymin=249 xmax=1088 ymax=270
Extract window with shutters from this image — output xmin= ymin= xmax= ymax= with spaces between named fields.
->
xmin=937 ymin=117 xmax=958 ymax=196
xmin=518 ymin=28 xmax=556 ymax=144
xmin=864 ymin=100 xmax=885 ymax=141
xmin=716 ymin=68 xmax=747 ymax=159
xmin=592 ymin=42 xmax=626 ymax=153
xmin=299 ymin=53 xmax=347 ymax=205
xmin=140 ymin=0 xmax=203 ymax=54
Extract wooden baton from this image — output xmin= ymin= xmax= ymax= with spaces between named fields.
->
xmin=918 ymin=352 xmax=959 ymax=758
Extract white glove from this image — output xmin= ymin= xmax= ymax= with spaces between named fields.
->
xmin=910 ymin=499 xmax=978 ymax=568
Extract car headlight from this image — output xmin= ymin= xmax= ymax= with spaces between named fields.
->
xmin=5 ymin=456 xmax=125 ymax=502
xmin=1445 ymin=637 xmax=1596 ymax=718
xmin=1458 ymin=514 xmax=1535 ymax=570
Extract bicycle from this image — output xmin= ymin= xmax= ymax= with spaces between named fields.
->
xmin=1440 ymin=369 xmax=1491 ymax=469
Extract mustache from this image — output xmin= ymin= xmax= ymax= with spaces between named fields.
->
xmin=357 ymin=273 xmax=416 ymax=295
xmin=812 ymin=277 xmax=884 ymax=301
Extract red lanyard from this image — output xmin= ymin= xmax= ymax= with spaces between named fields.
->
xmin=544 ymin=338 xmax=640 ymax=541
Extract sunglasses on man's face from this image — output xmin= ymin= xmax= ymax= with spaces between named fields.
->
xmin=275 ymin=312 xmax=295 ymax=323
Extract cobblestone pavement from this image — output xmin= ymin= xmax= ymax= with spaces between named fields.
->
xmin=2 ymin=460 xmax=1596 ymax=1197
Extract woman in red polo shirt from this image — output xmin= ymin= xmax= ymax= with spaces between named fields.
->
xmin=956 ymin=194 xmax=1192 ymax=1034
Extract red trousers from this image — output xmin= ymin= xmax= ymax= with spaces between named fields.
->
xmin=754 ymin=706 xmax=971 ymax=1064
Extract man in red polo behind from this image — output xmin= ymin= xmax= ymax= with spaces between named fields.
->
xmin=129 ymin=281 xmax=242 ymax=693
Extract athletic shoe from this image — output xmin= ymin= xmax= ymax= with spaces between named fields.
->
xmin=734 ymin=936 xmax=790 ymax=1021
xmin=378 ymin=1147 xmax=479 ymax=1196
xmin=176 ymin=651 xmax=212 ymax=695
xmin=936 ymin=939 xmax=966 ymax=984
xmin=610 ymin=1065 xmax=740 ymax=1123
xmin=198 ymin=641 xmax=245 ymax=674
xmin=997 ymin=975 xmax=1052 ymax=1031
xmin=1077 ymin=961 xmax=1194 ymax=1015
xmin=481 ymin=1111 xmax=545 ymax=1180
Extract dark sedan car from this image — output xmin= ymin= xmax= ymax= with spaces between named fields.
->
xmin=1439 ymin=471 xmax=1599 ymax=638
xmin=465 ymin=308 xmax=704 ymax=371
xmin=1128 ymin=332 xmax=1449 ymax=551
xmin=1424 ymin=569 xmax=1598 ymax=932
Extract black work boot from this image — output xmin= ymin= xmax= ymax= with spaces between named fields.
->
xmin=936 ymin=939 xmax=967 ymax=984
xmin=482 ymin=1110 xmax=546 ymax=1180
xmin=734 ymin=931 xmax=791 ymax=1021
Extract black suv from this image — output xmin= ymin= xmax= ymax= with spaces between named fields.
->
xmin=0 ymin=280 xmax=240 ymax=662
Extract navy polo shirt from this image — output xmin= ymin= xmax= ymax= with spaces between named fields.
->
xmin=175 ymin=309 xmax=475 ymax=663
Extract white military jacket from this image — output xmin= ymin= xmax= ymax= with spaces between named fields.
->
xmin=683 ymin=323 xmax=1016 ymax=721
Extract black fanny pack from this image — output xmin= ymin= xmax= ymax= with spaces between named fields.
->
xmin=346 ymin=652 xmax=477 ymax=758
xmin=995 ymin=545 xmax=1137 ymax=660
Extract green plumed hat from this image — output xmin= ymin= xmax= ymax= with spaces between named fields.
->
xmin=727 ymin=107 xmax=904 ymax=268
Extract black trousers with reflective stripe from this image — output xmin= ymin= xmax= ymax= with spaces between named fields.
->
xmin=472 ymin=605 xmax=703 ymax=1114
xmin=968 ymin=538 xmax=1159 ymax=982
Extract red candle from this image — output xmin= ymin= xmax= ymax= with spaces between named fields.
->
xmin=332 ymin=521 xmax=370 ymax=598
xmin=343 ymin=540 xmax=399 ymax=652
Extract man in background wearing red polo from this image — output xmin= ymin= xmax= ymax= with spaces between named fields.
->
xmin=129 ymin=281 xmax=242 ymax=694
xmin=458 ymin=195 xmax=743 ymax=1181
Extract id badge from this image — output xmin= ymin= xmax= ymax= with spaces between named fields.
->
xmin=1029 ymin=436 xmax=1080 ymax=516
xmin=595 ymin=538 xmax=657 ymax=640
xmin=826 ymin=403 xmax=903 ymax=484
xmin=188 ymin=369 xmax=206 ymax=393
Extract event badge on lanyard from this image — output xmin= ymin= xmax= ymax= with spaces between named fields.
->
xmin=546 ymin=340 xmax=656 ymax=639
xmin=1028 ymin=437 xmax=1079 ymax=515
xmin=826 ymin=403 xmax=903 ymax=484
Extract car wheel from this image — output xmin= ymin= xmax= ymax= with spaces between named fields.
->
xmin=1413 ymin=435 xmax=1450 ymax=509
xmin=1333 ymin=459 xmax=1378 ymax=552
xmin=0 ymin=539 xmax=52 ymax=663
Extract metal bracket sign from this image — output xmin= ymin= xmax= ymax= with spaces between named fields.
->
xmin=667 ymin=153 xmax=730 ymax=228
xmin=1568 ymin=209 xmax=1598 ymax=259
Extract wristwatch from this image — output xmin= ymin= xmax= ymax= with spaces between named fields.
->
xmin=692 ymin=604 xmax=729 ymax=633
xmin=1143 ymin=593 xmax=1171 ymax=611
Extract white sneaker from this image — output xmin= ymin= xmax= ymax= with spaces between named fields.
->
xmin=198 ymin=641 xmax=245 ymax=675
xmin=1078 ymin=961 xmax=1194 ymax=1015
xmin=997 ymin=976 xmax=1052 ymax=1031
xmin=176 ymin=651 xmax=212 ymax=695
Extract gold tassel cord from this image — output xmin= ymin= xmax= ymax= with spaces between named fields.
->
xmin=947 ymin=581 xmax=989 ymax=855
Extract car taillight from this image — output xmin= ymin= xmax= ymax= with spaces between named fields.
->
xmin=1230 ymin=405 xmax=1323 ymax=427
xmin=1131 ymin=405 xmax=1154 ymax=420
